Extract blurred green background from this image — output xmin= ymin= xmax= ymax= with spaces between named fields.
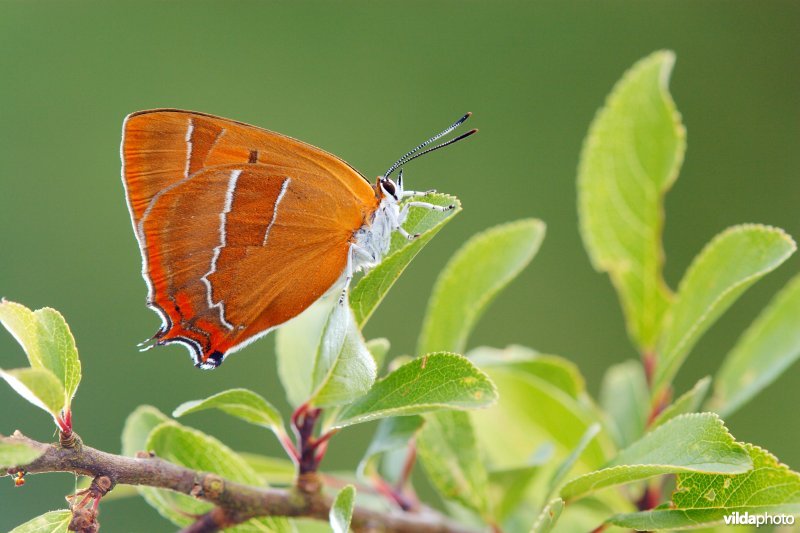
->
xmin=1 ymin=1 xmax=799 ymax=530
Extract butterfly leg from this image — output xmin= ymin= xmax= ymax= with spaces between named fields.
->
xmin=398 ymin=227 xmax=420 ymax=241
xmin=402 ymin=189 xmax=436 ymax=198
xmin=339 ymin=244 xmax=376 ymax=305
xmin=405 ymin=201 xmax=456 ymax=212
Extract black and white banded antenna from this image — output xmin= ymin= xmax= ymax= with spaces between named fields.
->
xmin=383 ymin=112 xmax=477 ymax=179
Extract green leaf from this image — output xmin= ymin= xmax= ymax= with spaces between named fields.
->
xmin=469 ymin=345 xmax=585 ymax=399
xmin=710 ymin=272 xmax=800 ymax=417
xmin=121 ymin=405 xmax=170 ymax=456
xmin=144 ymin=421 xmax=289 ymax=532
xmin=239 ymin=453 xmax=296 ymax=486
xmin=608 ymin=443 xmax=800 ymax=530
xmin=350 ymin=193 xmax=461 ymax=326
xmin=357 ymin=415 xmax=424 ymax=482
xmin=546 ymin=424 xmax=602 ymax=501
xmin=577 ymin=50 xmax=683 ymax=352
xmin=276 ymin=298 xmax=332 ymax=408
xmin=561 ymin=413 xmax=752 ymax=500
xmin=471 ymin=363 xmax=608 ymax=471
xmin=417 ymin=410 xmax=489 ymax=517
xmin=309 ymin=302 xmax=377 ymax=407
xmin=173 ymin=388 xmax=288 ymax=443
xmin=0 ymin=300 xmax=81 ymax=412
xmin=329 ymin=485 xmax=356 ymax=533
xmin=651 ymin=376 xmax=711 ymax=428
xmin=0 ymin=439 xmax=44 ymax=468
xmin=0 ymin=367 xmax=65 ymax=422
xmin=488 ymin=446 xmax=553 ymax=522
xmin=10 ymin=510 xmax=72 ymax=533
xmin=121 ymin=408 xmax=294 ymax=528
xmin=366 ymin=337 xmax=390 ymax=371
xmin=530 ymin=498 xmax=564 ymax=533
xmin=418 ymin=219 xmax=545 ymax=355
xmin=600 ymin=360 xmax=649 ymax=449
xmin=334 ymin=353 xmax=497 ymax=428
xmin=655 ymin=225 xmax=796 ymax=389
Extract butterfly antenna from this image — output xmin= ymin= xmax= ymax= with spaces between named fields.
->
xmin=384 ymin=112 xmax=476 ymax=178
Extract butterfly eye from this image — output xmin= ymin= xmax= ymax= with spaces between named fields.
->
xmin=380 ymin=178 xmax=398 ymax=199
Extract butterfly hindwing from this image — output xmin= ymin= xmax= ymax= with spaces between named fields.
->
xmin=121 ymin=110 xmax=378 ymax=367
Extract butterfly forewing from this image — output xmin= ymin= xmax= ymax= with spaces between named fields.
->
xmin=121 ymin=110 xmax=378 ymax=367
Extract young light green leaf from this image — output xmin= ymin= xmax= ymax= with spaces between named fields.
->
xmin=577 ymin=51 xmax=683 ymax=352
xmin=0 ymin=300 xmax=81 ymax=411
xmin=417 ymin=410 xmax=489 ymax=517
xmin=121 ymin=405 xmax=170 ymax=456
xmin=600 ymin=360 xmax=649 ymax=449
xmin=655 ymin=225 xmax=796 ymax=390
xmin=276 ymin=297 xmax=332 ymax=407
xmin=357 ymin=415 xmax=424 ymax=481
xmin=488 ymin=465 xmax=541 ymax=523
xmin=530 ymin=498 xmax=564 ymax=533
xmin=350 ymin=193 xmax=461 ymax=326
xmin=0 ymin=439 xmax=45 ymax=468
xmin=710 ymin=273 xmax=800 ymax=417
xmin=239 ymin=453 xmax=297 ymax=486
xmin=471 ymin=364 xmax=608 ymax=471
xmin=365 ymin=337 xmax=390 ymax=371
xmin=143 ymin=421 xmax=290 ymax=532
xmin=560 ymin=413 xmax=751 ymax=500
xmin=0 ymin=367 xmax=65 ymax=422
xmin=309 ymin=302 xmax=376 ymax=407
xmin=329 ymin=485 xmax=356 ymax=533
xmin=651 ymin=376 xmax=711 ymax=429
xmin=334 ymin=353 xmax=497 ymax=428
xmin=173 ymin=388 xmax=288 ymax=442
xmin=488 ymin=446 xmax=553 ymax=523
xmin=418 ymin=219 xmax=545 ymax=355
xmin=608 ymin=443 xmax=800 ymax=530
xmin=10 ymin=510 xmax=72 ymax=533
xmin=468 ymin=345 xmax=585 ymax=399
xmin=546 ymin=424 xmax=602 ymax=501
xmin=33 ymin=308 xmax=81 ymax=407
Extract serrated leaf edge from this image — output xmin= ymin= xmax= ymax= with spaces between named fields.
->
xmin=419 ymin=218 xmax=546 ymax=354
xmin=333 ymin=352 xmax=498 ymax=428
xmin=656 ymin=224 xmax=796 ymax=388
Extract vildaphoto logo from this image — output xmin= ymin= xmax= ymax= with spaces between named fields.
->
xmin=723 ymin=511 xmax=795 ymax=527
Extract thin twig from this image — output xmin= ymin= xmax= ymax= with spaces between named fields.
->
xmin=2 ymin=432 xmax=476 ymax=533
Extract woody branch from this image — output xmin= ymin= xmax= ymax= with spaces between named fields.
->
xmin=2 ymin=432 xmax=475 ymax=533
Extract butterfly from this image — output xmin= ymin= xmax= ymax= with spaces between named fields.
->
xmin=121 ymin=110 xmax=476 ymax=368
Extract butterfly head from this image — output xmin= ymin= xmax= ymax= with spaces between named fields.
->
xmin=377 ymin=172 xmax=403 ymax=202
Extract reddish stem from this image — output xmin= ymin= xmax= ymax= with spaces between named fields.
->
xmin=291 ymin=404 xmax=328 ymax=475
xmin=396 ymin=441 xmax=417 ymax=493
xmin=636 ymin=482 xmax=662 ymax=511
xmin=643 ymin=350 xmax=656 ymax=388
xmin=371 ymin=473 xmax=416 ymax=511
xmin=646 ymin=386 xmax=672 ymax=427
xmin=56 ymin=411 xmax=72 ymax=437
xmin=279 ymin=434 xmax=300 ymax=464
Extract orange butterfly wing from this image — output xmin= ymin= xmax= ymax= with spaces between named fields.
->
xmin=121 ymin=110 xmax=379 ymax=367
